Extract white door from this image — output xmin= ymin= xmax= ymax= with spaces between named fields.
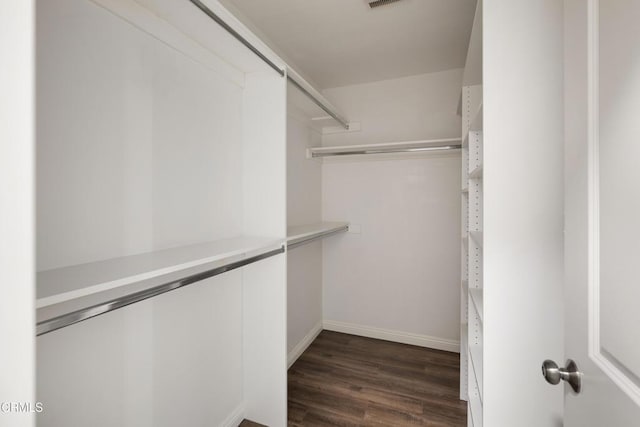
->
xmin=563 ymin=0 xmax=640 ymax=424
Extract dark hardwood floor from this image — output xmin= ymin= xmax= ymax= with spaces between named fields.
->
xmin=286 ymin=331 xmax=466 ymax=426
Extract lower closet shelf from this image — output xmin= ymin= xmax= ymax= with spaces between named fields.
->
xmin=287 ymin=221 xmax=349 ymax=249
xmin=36 ymin=236 xmax=285 ymax=335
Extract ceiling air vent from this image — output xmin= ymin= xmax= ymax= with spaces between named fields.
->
xmin=366 ymin=0 xmax=402 ymax=8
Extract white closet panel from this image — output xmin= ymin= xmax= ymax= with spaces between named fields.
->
xmin=36 ymin=0 xmax=288 ymax=425
xmin=37 ymin=271 xmax=244 ymax=427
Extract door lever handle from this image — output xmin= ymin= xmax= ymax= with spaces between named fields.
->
xmin=542 ymin=359 xmax=582 ymax=393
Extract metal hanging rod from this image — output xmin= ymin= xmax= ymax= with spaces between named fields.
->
xmin=311 ymin=145 xmax=462 ymax=157
xmin=309 ymin=138 xmax=463 ymax=158
xmin=188 ymin=0 xmax=350 ymax=130
xmin=287 ymin=224 xmax=349 ymax=250
xmin=287 ymin=77 xmax=350 ymax=130
xmin=189 ymin=0 xmax=285 ymax=76
xmin=36 ymin=246 xmax=285 ymax=336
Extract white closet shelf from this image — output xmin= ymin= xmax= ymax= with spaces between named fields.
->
xmin=462 ymin=186 xmax=469 ymax=193
xmin=469 ymin=343 xmax=484 ymax=402
xmin=287 ymin=222 xmax=349 ymax=249
xmin=469 ymin=386 xmax=483 ymax=427
xmin=470 ymin=231 xmax=483 ymax=248
xmin=469 ymin=165 xmax=483 ymax=179
xmin=469 ymin=103 xmax=483 ymax=132
xmin=460 ymin=328 xmax=469 ymax=365
xmin=469 ymin=288 xmax=484 ymax=323
xmin=37 ymin=236 xmax=284 ymax=309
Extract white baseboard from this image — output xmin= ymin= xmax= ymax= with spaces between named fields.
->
xmin=287 ymin=321 xmax=323 ymax=368
xmin=221 ymin=403 xmax=245 ymax=427
xmin=323 ymin=320 xmax=460 ymax=353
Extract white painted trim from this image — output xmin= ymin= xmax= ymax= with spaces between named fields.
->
xmin=587 ymin=0 xmax=640 ymax=406
xmin=287 ymin=321 xmax=323 ymax=368
xmin=0 ymin=0 xmax=35 ymax=415
xmin=221 ymin=403 xmax=245 ymax=427
xmin=323 ymin=320 xmax=460 ymax=353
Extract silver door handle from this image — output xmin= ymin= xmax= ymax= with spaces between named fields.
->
xmin=542 ymin=359 xmax=582 ymax=393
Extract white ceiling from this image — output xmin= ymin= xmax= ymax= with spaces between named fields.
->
xmin=219 ymin=0 xmax=477 ymax=89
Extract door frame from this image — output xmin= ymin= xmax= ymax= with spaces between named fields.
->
xmin=586 ymin=0 xmax=640 ymax=405
xmin=0 ymin=1 xmax=36 ymax=425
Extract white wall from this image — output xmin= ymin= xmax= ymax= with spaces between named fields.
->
xmin=36 ymin=0 xmax=244 ymax=272
xmin=320 ymin=70 xmax=463 ymax=351
xmin=0 ymin=1 xmax=35 ymax=426
xmin=286 ymin=105 xmax=323 ymax=361
xmin=483 ymin=0 xmax=564 ymax=425
xmin=323 ymin=69 xmax=464 ymax=146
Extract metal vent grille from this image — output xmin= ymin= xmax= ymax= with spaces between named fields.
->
xmin=367 ymin=0 xmax=402 ymax=8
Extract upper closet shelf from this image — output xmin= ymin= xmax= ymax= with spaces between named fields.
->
xmin=37 ymin=237 xmax=284 ymax=309
xmin=308 ymin=138 xmax=462 ymax=159
xmin=287 ymin=222 xmax=349 ymax=250
xmin=132 ymin=0 xmax=350 ymax=130
xmin=287 ymin=68 xmax=350 ymax=130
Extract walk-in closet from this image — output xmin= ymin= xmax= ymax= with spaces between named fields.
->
xmin=7 ymin=0 xmax=637 ymax=426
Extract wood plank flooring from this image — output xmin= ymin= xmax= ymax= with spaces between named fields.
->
xmin=287 ymin=331 xmax=467 ymax=426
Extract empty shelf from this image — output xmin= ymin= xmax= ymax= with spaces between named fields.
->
xmin=469 ymin=231 xmax=483 ymax=248
xmin=287 ymin=222 xmax=349 ymax=249
xmin=469 ymin=288 xmax=484 ymax=323
xmin=36 ymin=237 xmax=285 ymax=335
xmin=469 ymin=165 xmax=483 ymax=179
xmin=37 ymin=236 xmax=284 ymax=309
xmin=470 ymin=103 xmax=483 ymax=132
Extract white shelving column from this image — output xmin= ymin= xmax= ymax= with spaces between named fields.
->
xmin=460 ymin=111 xmax=470 ymax=401
xmin=463 ymin=85 xmax=483 ymax=427
xmin=460 ymin=0 xmax=482 ymax=424
xmin=460 ymin=85 xmax=482 ymax=412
